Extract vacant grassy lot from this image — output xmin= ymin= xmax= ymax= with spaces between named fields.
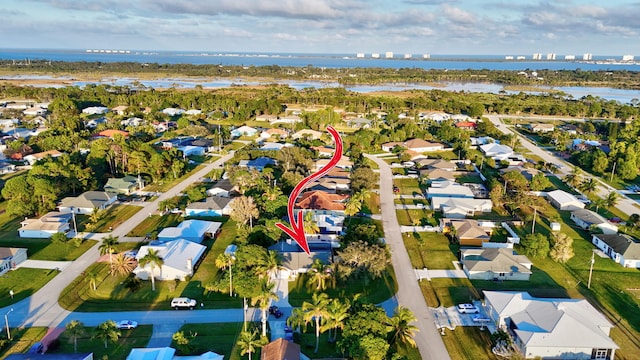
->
xmin=396 ymin=209 xmax=437 ymax=227
xmin=403 ymin=232 xmax=457 ymax=270
xmin=59 ymin=220 xmax=243 ymax=312
xmin=0 ymin=238 xmax=96 ymax=261
xmin=127 ymin=213 xmax=182 ymax=237
xmin=393 ymin=178 xmax=423 ymax=196
xmin=440 ymin=327 xmax=498 ymax=360
xmin=363 ymin=193 xmax=381 ymax=215
xmin=52 ymin=324 xmax=152 ymax=360
xmin=79 ymin=204 xmax=143 ymax=232
xmin=173 ymin=322 xmax=245 ymax=359
xmin=0 ymin=202 xmax=24 ymax=241
xmin=144 ymin=164 xmax=207 ymax=192
xmin=0 ymin=326 xmax=48 ymax=359
xmin=0 ymin=268 xmax=59 ymax=307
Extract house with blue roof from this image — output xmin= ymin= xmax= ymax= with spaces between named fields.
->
xmin=238 ymin=157 xmax=277 ymax=172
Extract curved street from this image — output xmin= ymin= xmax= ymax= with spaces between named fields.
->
xmin=365 ymin=154 xmax=451 ymax=360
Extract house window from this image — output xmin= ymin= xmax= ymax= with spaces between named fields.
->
xmin=498 ymin=272 xmax=505 ymax=277
xmin=592 ymin=348 xmax=610 ymax=359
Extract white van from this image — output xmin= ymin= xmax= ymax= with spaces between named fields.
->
xmin=171 ymin=297 xmax=197 ymax=310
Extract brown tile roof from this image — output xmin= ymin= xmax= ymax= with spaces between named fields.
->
xmin=96 ymin=129 xmax=129 ymax=138
xmin=296 ymin=191 xmax=348 ymax=211
xmin=261 ymin=338 xmax=300 ymax=360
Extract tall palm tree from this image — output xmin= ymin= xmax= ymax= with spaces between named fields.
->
xmin=387 ymin=306 xmax=419 ymax=349
xmin=92 ymin=320 xmax=121 ymax=349
xmin=256 ymin=250 xmax=282 ymax=280
xmin=307 ymin=259 xmax=332 ymax=292
xmin=591 ymin=197 xmax=607 ymax=213
xmin=578 ymin=178 xmax=597 ymax=196
xmin=605 ymin=191 xmax=621 ymax=208
xmin=303 ymin=211 xmax=320 ymax=236
xmin=110 ymin=253 xmax=137 ymax=276
xmin=99 ymin=235 xmax=119 ymax=266
xmin=302 ymin=292 xmax=330 ymax=353
xmin=215 ymin=253 xmax=235 ymax=296
xmin=323 ymin=298 xmax=349 ymax=342
xmin=343 ymin=196 xmax=362 ymax=217
xmin=139 ymin=249 xmax=164 ymax=291
xmin=252 ymin=280 xmax=279 ymax=337
xmin=66 ymin=320 xmax=86 ymax=353
xmin=237 ymin=329 xmax=264 ymax=360
xmin=87 ymin=271 xmax=99 ymax=291
xmin=564 ymin=168 xmax=582 ymax=189
xmin=287 ymin=307 xmax=305 ymax=333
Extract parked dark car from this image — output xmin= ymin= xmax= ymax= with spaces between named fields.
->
xmin=269 ymin=305 xmax=283 ymax=318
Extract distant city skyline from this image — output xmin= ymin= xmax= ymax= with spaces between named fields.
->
xmin=2 ymin=0 xmax=639 ymax=56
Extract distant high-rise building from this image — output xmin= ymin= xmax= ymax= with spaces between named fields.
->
xmin=385 ymin=52 xmax=394 ymax=59
xmin=564 ymin=55 xmax=576 ymax=60
xmin=404 ymin=53 xmax=412 ymax=59
xmin=582 ymin=53 xmax=592 ymax=61
xmin=516 ymin=56 xmax=526 ymax=60
xmin=371 ymin=53 xmax=380 ymax=58
xmin=505 ymin=56 xmax=514 ymax=60
xmin=356 ymin=53 xmax=365 ymax=58
xmin=622 ymin=54 xmax=634 ymax=61
xmin=532 ymin=53 xmax=542 ymax=60
xmin=546 ymin=53 xmax=556 ymax=60
xmin=423 ymin=54 xmax=431 ymax=59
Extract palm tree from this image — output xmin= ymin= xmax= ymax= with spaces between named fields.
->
xmin=343 ymin=196 xmax=362 ymax=217
xmin=92 ymin=320 xmax=121 ymax=349
xmin=302 ymin=292 xmax=330 ymax=353
xmin=66 ymin=320 xmax=86 ymax=353
xmin=256 ymin=250 xmax=282 ymax=280
xmin=237 ymin=329 xmax=264 ymax=360
xmin=252 ymin=280 xmax=279 ymax=337
xmin=591 ymin=197 xmax=607 ymax=213
xmin=578 ymin=178 xmax=597 ymax=196
xmin=387 ymin=306 xmax=419 ymax=349
xmin=323 ymin=298 xmax=349 ymax=342
xmin=287 ymin=307 xmax=305 ymax=333
xmin=563 ymin=168 xmax=582 ymax=189
xmin=110 ymin=253 xmax=137 ymax=276
xmin=604 ymin=191 xmax=620 ymax=208
xmin=87 ymin=271 xmax=100 ymax=291
xmin=303 ymin=211 xmax=320 ymax=236
xmin=216 ymin=253 xmax=235 ymax=296
xmin=99 ymin=235 xmax=119 ymax=266
xmin=139 ymin=249 xmax=164 ymax=291
xmin=307 ymin=259 xmax=332 ymax=292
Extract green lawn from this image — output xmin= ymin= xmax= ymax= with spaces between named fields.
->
xmin=173 ymin=322 xmax=246 ymax=359
xmin=127 ymin=214 xmax=182 ymax=237
xmin=456 ymin=174 xmax=484 ymax=184
xmin=0 ymin=268 xmax=59 ymax=307
xmin=396 ymin=209 xmax=437 ymax=227
xmin=287 ymin=267 xmax=397 ymax=307
xmin=0 ymin=202 xmax=24 ymax=241
xmin=440 ymin=327 xmax=498 ymax=360
xmin=144 ymin=164 xmax=207 ymax=192
xmin=392 ymin=178 xmax=423 ymax=196
xmin=402 ymin=232 xmax=457 ymax=270
xmin=78 ymin=205 xmax=143 ymax=232
xmin=0 ymin=327 xmax=48 ymax=359
xmin=362 ymin=193 xmax=381 ymax=215
xmin=58 ymin=221 xmax=243 ymax=312
xmin=0 ymin=238 xmax=96 ymax=261
xmin=52 ymin=324 xmax=152 ymax=360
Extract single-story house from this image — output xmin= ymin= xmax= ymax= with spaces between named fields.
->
xmin=157 ymin=220 xmax=222 ymax=243
xmin=381 ymin=139 xmax=444 ymax=153
xmin=23 ymin=106 xmax=47 ymax=116
xmin=111 ymin=105 xmax=129 ymax=115
xmin=185 ymin=197 xmax=234 ymax=217
xmin=121 ymin=117 xmax=144 ymax=127
xmin=546 ymin=190 xmax=585 ymax=211
xmin=455 ymin=121 xmax=477 ymax=130
xmin=570 ymin=209 xmax=618 ymax=234
xmin=315 ymin=156 xmax=352 ymax=171
xmin=470 ymin=136 xmax=497 ymax=146
xmin=292 ymin=129 xmax=323 ymax=140
xmin=260 ymin=142 xmax=293 ymax=151
xmin=261 ymin=338 xmax=300 ymax=360
xmin=82 ymin=106 xmax=108 ymax=115
xmin=271 ymin=115 xmax=302 ymax=125
xmin=23 ymin=150 xmax=63 ymax=165
xmin=84 ymin=117 xmax=107 ymax=129
xmin=58 ymin=191 xmax=118 ymax=215
xmin=268 ymin=241 xmax=331 ymax=279
xmin=419 ymin=111 xmax=450 ymax=122
xmin=255 ymin=114 xmax=279 ymax=122
xmin=415 ymin=158 xmax=457 ymax=171
xmin=308 ymin=178 xmax=351 ymax=193
xmin=104 ymin=176 xmax=141 ymax=195
xmin=6 ymin=353 xmax=93 ymax=360
xmin=444 ymin=219 xmax=492 ymax=247
xmin=0 ymin=161 xmax=16 ymax=175
xmin=483 ymin=290 xmax=618 ymax=360
xmin=19 ymin=211 xmax=72 ymax=238
xmin=177 ymin=145 xmax=205 ymax=157
xmin=344 ymin=117 xmax=372 ymax=128
xmin=426 ymin=181 xmax=475 ymax=199
xmin=230 ymin=125 xmax=258 ymax=138
xmin=238 ymin=157 xmax=277 ymax=172
xmin=0 ymin=248 xmax=27 ymax=275
xmin=206 ymin=179 xmax=237 ymax=198
xmin=185 ymin=109 xmax=202 ymax=116
xmin=479 ymin=143 xmax=514 ymax=158
xmin=296 ymin=191 xmax=349 ymax=214
xmin=134 ymin=239 xmax=206 ymax=281
xmin=591 ymin=233 xmax=640 ymax=268
xmin=461 ymin=248 xmax=532 ymax=281
xmin=127 ymin=347 xmax=223 ymax=360
xmin=161 ymin=108 xmax=185 ymax=116
xmin=420 ymin=168 xmax=456 ymax=182
xmin=431 ymin=198 xmax=493 ymax=218
xmin=187 ymin=138 xmax=216 ymax=152
xmin=528 ymin=123 xmax=555 ymax=132
xmin=260 ymin=128 xmax=288 ymax=139
xmin=95 ymin=129 xmax=129 ymax=139
xmin=312 ymin=146 xmax=335 ymax=158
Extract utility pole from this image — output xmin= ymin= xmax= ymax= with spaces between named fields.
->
xmin=610 ymin=161 xmax=617 ymax=182
xmin=531 ymin=208 xmax=537 ymax=234
xmin=588 ymin=250 xmax=595 ymax=289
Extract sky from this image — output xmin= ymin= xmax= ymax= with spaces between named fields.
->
xmin=1 ymin=0 xmax=639 ymax=56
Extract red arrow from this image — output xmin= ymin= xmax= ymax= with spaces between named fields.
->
xmin=276 ymin=126 xmax=343 ymax=255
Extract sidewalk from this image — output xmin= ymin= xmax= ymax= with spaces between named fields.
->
xmin=16 ymin=260 xmax=72 ymax=270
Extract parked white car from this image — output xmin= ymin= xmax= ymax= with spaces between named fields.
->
xmin=171 ymin=297 xmax=197 ymax=310
xmin=457 ymin=303 xmax=480 ymax=314
xmin=116 ymin=320 xmax=138 ymax=329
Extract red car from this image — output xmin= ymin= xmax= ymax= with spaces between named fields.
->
xmin=393 ymin=185 xmax=400 ymax=193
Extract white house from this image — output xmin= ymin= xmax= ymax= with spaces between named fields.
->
xmin=461 ymin=248 xmax=532 ymax=280
xmin=431 ymin=197 xmax=493 ymax=218
xmin=19 ymin=211 xmax=72 ymax=238
xmin=292 ymin=129 xmax=323 ymax=140
xmin=546 ymin=190 xmax=585 ymax=211
xmin=58 ymin=191 xmax=118 ymax=215
xmin=81 ymin=106 xmax=109 ymax=115
xmin=268 ymin=241 xmax=332 ymax=279
xmin=177 ymin=145 xmax=205 ymax=157
xmin=23 ymin=106 xmax=47 ymax=116
xmin=483 ymin=291 xmax=618 ymax=360
xmin=427 ymin=181 xmax=475 ymax=199
xmin=185 ymin=109 xmax=202 ymax=115
xmin=206 ymin=179 xmax=237 ymax=198
xmin=0 ymin=248 xmax=27 ymax=276
xmin=127 ymin=347 xmax=223 ymax=360
xmin=161 ymin=108 xmax=185 ymax=116
xmin=157 ymin=220 xmax=222 ymax=243
xmin=133 ymin=239 xmax=206 ymax=281
xmin=591 ymin=233 xmax=640 ymax=268
xmin=528 ymin=123 xmax=555 ymax=133
xmin=271 ymin=115 xmax=302 ymax=125
xmin=23 ymin=150 xmax=63 ymax=165
xmin=230 ymin=125 xmax=258 ymax=138
xmin=184 ymin=197 xmax=234 ymax=217
xmin=479 ymin=143 xmax=514 ymax=159
xmin=570 ymin=209 xmax=618 ymax=234
xmin=260 ymin=142 xmax=293 ymax=151
xmin=381 ymin=139 xmax=444 ymax=153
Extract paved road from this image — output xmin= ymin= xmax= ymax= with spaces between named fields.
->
xmin=486 ymin=115 xmax=640 ymax=217
xmin=366 ymin=154 xmax=451 ymax=360
xmin=4 ymin=154 xmax=236 ymax=332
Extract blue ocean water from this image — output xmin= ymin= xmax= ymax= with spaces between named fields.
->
xmin=1 ymin=48 xmax=639 ymax=71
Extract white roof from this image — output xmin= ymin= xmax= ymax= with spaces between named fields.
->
xmin=484 ymin=291 xmax=618 ymax=350
xmin=157 ymin=220 xmax=221 ymax=241
xmin=547 ymin=190 xmax=583 ymax=205
xmin=427 ymin=182 xmax=475 ymax=197
xmin=480 ymin=143 xmax=513 ymax=156
xmin=136 ymin=239 xmax=206 ymax=273
xmin=432 ymin=197 xmax=492 ymax=212
xmin=126 ymin=347 xmax=175 ymax=360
